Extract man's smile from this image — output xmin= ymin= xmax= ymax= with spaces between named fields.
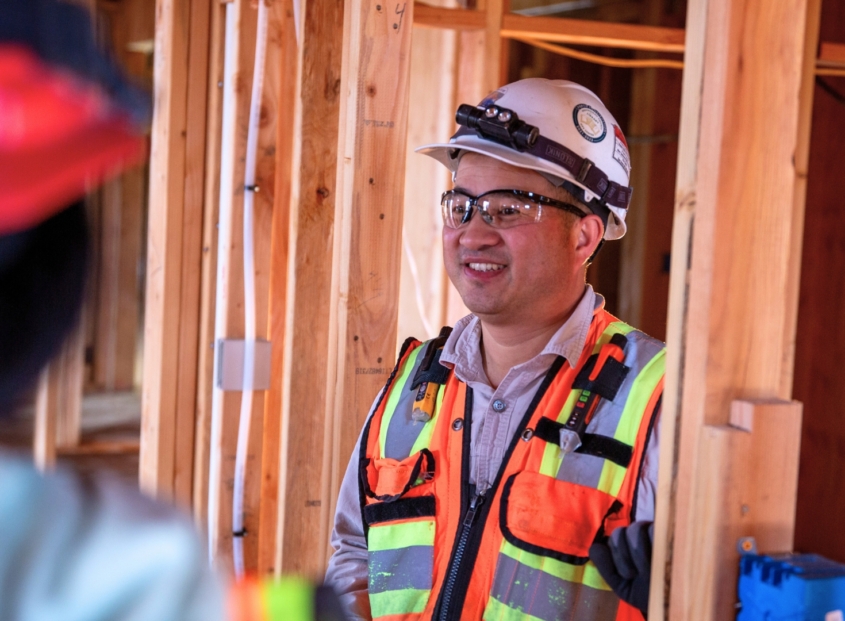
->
xmin=467 ymin=262 xmax=506 ymax=272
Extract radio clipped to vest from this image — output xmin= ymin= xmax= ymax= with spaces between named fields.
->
xmin=560 ymin=332 xmax=630 ymax=454
xmin=410 ymin=326 xmax=452 ymax=423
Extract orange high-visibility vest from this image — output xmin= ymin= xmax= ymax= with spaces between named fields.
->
xmin=359 ymin=309 xmax=664 ymax=621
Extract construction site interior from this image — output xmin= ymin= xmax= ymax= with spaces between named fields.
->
xmin=2 ymin=0 xmax=845 ymax=618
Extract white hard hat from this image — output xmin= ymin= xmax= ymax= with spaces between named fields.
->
xmin=416 ymin=78 xmax=632 ymax=240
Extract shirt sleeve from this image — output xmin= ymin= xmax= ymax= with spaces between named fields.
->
xmin=0 ymin=453 xmax=225 ymax=621
xmin=325 ymin=396 xmax=381 ymax=621
xmin=633 ymin=402 xmax=661 ymax=522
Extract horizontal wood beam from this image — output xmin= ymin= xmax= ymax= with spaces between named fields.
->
xmin=414 ymin=3 xmax=483 ymax=29
xmin=819 ymin=41 xmax=845 ymax=67
xmin=500 ymin=13 xmax=685 ymax=52
xmin=413 ymin=3 xmax=685 ymax=53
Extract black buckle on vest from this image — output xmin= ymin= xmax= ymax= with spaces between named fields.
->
xmin=411 ymin=326 xmax=452 ymax=390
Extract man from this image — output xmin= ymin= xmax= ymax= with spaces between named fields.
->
xmin=327 ymin=79 xmax=664 ymax=621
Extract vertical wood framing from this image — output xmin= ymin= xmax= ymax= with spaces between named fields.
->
xmin=141 ymin=0 xmax=211 ymax=506
xmin=272 ymin=0 xmax=346 ymax=576
xmin=327 ymin=0 xmax=415 ymax=568
xmin=206 ymin=0 xmax=280 ymax=573
xmin=34 ymin=367 xmax=59 ymax=471
xmin=480 ymin=0 xmax=504 ymax=95
xmin=258 ymin=0 xmax=299 ymax=576
xmin=33 ymin=322 xmax=86 ymax=470
xmin=93 ymin=173 xmax=143 ymax=391
xmin=193 ymin=0 xmax=226 ymax=527
xmin=651 ymin=0 xmax=814 ymax=617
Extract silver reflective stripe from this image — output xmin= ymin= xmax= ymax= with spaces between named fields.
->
xmin=557 ymin=451 xmax=605 ymax=488
xmin=489 ymin=552 xmax=619 ymax=621
xmin=556 ymin=328 xmax=662 ymax=484
xmin=586 ymin=329 xmax=663 ymax=439
xmin=384 ymin=343 xmax=435 ymax=460
xmin=368 ymin=545 xmax=434 ymax=594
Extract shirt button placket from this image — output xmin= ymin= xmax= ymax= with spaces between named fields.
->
xmin=492 ymin=399 xmax=507 ymax=412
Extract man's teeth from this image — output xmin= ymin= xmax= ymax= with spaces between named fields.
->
xmin=468 ymin=263 xmax=505 ymax=272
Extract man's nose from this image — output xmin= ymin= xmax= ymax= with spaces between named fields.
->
xmin=458 ymin=210 xmax=501 ymax=249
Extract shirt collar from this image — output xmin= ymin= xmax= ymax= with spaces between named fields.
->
xmin=440 ymin=285 xmax=603 ymax=383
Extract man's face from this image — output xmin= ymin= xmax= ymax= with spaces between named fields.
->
xmin=443 ymin=153 xmax=594 ymax=327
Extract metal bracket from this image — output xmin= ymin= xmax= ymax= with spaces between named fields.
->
xmin=215 ymin=339 xmax=272 ymax=391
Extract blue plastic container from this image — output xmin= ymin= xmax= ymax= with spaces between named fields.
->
xmin=738 ymin=553 xmax=845 ymax=620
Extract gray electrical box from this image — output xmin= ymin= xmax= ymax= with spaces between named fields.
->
xmin=215 ymin=339 xmax=272 ymax=391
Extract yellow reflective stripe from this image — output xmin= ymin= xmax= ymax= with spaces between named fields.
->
xmin=598 ymin=349 xmax=665 ymax=496
xmin=379 ymin=346 xmax=423 ymax=457
xmin=595 ymin=321 xmax=635 ymax=352
xmin=369 ymin=519 xmax=435 ymax=551
xmin=409 ymin=382 xmax=445 ymax=456
xmin=262 ymin=577 xmax=313 ymax=621
xmin=483 ymin=595 xmax=546 ymax=621
xmin=582 ymin=563 xmax=612 ymax=591
xmin=499 ymin=541 xmax=611 ymax=592
xmin=539 ymin=390 xmax=580 ymax=477
xmin=370 ymin=588 xmax=429 ymax=617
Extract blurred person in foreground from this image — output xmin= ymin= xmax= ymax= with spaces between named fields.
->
xmin=0 ymin=0 xmax=344 ymax=619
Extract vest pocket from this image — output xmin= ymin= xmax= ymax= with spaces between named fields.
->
xmin=500 ymin=471 xmax=619 ymax=564
xmin=361 ymin=448 xmax=436 ymax=503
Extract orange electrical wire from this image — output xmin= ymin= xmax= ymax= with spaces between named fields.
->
xmin=510 ymin=36 xmax=685 ymax=70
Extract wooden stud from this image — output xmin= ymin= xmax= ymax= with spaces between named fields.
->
xmin=326 ymin=0 xmax=415 ymax=570
xmin=205 ymin=0 xmax=283 ymax=573
xmin=33 ymin=320 xmax=86 ymax=469
xmin=782 ymin=0 xmax=823 ymax=399
xmin=257 ymin=0 xmax=298 ymax=577
xmin=480 ymin=0 xmax=504 ymax=95
xmin=93 ymin=173 xmax=143 ymax=392
xmin=271 ymin=0 xmax=346 ymax=576
xmin=141 ymin=0 xmax=212 ymax=508
xmin=651 ymin=0 xmax=813 ymax=618
xmin=192 ymin=0 xmax=227 ymax=528
xmin=33 ymin=366 xmax=59 ymax=471
xmin=205 ymin=0 xmax=252 ymax=564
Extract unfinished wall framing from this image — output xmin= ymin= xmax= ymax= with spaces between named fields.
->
xmin=133 ymin=0 xmax=843 ymax=612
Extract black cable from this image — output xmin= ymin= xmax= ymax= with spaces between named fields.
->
xmin=817 ymin=76 xmax=845 ymax=106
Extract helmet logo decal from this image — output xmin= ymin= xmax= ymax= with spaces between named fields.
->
xmin=612 ymin=124 xmax=631 ymax=175
xmin=573 ymin=104 xmax=607 ymax=143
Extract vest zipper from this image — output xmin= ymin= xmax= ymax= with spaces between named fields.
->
xmin=438 ymin=492 xmax=485 ymax=621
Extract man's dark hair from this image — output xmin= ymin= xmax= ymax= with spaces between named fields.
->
xmin=0 ymin=202 xmax=89 ymax=410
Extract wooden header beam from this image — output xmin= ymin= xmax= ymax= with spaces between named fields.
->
xmin=413 ymin=2 xmax=685 ymax=53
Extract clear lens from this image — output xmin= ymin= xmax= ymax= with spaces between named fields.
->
xmin=481 ymin=192 xmax=542 ymax=227
xmin=441 ymin=191 xmax=543 ymax=229
xmin=441 ymin=191 xmax=473 ymax=228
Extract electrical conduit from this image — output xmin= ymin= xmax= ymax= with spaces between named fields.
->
xmin=209 ymin=0 xmax=269 ymax=578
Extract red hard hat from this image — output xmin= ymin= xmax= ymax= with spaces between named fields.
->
xmin=0 ymin=44 xmax=147 ymax=234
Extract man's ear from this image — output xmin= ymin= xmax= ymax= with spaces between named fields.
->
xmin=574 ymin=214 xmax=604 ymax=265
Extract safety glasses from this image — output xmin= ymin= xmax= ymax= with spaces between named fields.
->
xmin=441 ymin=188 xmax=586 ymax=230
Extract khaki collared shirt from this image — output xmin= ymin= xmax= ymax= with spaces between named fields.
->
xmin=326 ymin=285 xmax=662 ymax=621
